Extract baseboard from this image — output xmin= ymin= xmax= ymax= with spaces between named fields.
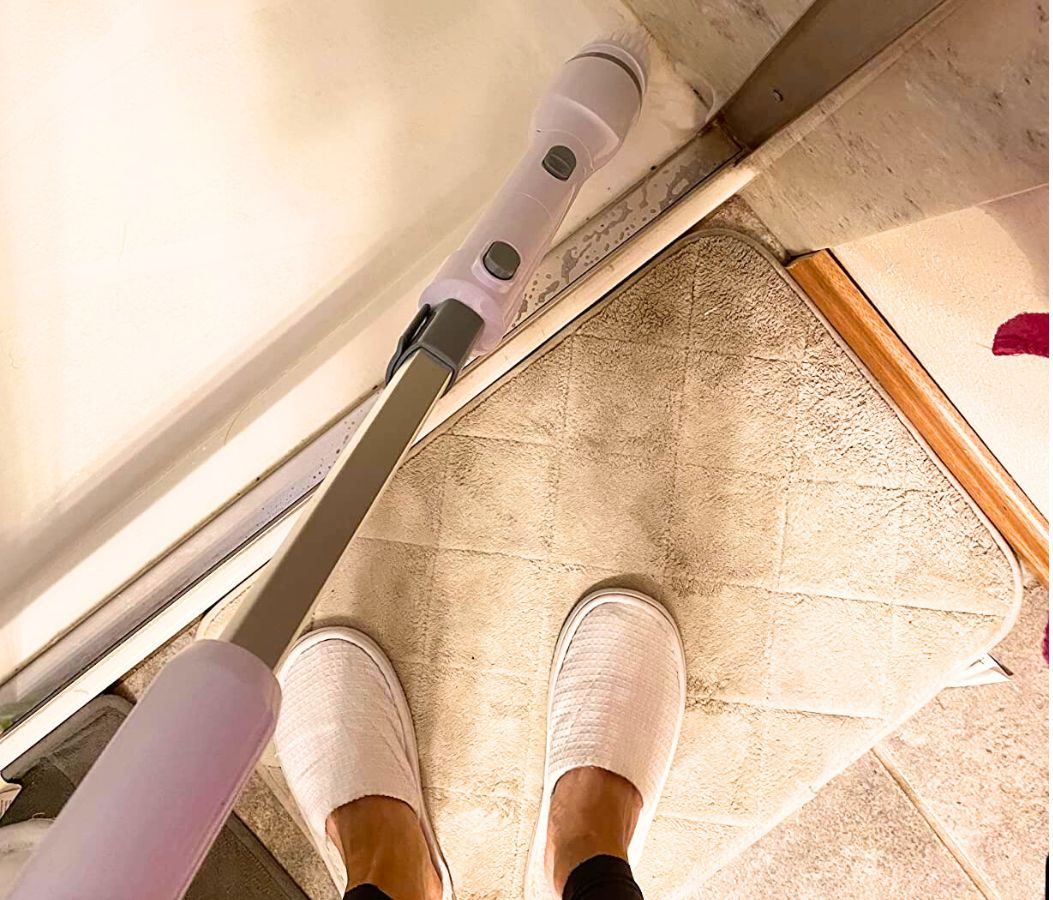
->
xmin=788 ymin=250 xmax=1049 ymax=585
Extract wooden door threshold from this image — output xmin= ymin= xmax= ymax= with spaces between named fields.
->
xmin=789 ymin=250 xmax=1049 ymax=585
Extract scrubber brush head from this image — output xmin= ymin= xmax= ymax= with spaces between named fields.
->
xmin=420 ymin=35 xmax=650 ymax=352
xmin=534 ymin=36 xmax=649 ymax=169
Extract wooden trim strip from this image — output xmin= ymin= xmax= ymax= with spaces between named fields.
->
xmin=788 ymin=250 xmax=1049 ymax=585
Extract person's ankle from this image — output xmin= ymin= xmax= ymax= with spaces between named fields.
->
xmin=546 ymin=767 xmax=642 ymax=893
xmin=326 ymin=796 xmax=442 ymax=900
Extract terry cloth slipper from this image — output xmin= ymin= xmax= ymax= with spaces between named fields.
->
xmin=525 ymin=589 xmax=686 ymax=899
xmin=275 ymin=627 xmax=453 ymax=898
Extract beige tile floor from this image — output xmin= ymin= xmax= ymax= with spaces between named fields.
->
xmin=697 ymin=570 xmax=1048 ymax=900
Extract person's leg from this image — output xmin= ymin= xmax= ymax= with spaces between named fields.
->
xmin=328 ymin=796 xmax=441 ymax=899
xmin=274 ymin=627 xmax=451 ymax=899
xmin=548 ymin=767 xmax=642 ymax=899
xmin=343 ymin=886 xmax=393 ymax=900
xmin=526 ymin=589 xmax=686 ymax=899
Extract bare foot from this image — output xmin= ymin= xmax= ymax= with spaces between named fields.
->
xmin=545 ymin=766 xmax=643 ymax=893
xmin=327 ymin=796 xmax=442 ymax=900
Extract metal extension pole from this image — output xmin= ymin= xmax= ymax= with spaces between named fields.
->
xmin=222 ymin=299 xmax=483 ymax=668
xmin=7 ymin=300 xmax=482 ymax=900
xmin=219 ymin=350 xmax=448 ymax=666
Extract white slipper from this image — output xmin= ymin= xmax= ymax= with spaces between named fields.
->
xmin=275 ymin=626 xmax=453 ymax=898
xmin=525 ymin=589 xmax=686 ymax=899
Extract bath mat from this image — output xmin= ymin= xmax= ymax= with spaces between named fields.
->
xmin=206 ymin=230 xmax=1020 ymax=899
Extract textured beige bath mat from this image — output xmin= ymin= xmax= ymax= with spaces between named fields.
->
xmin=208 ymin=230 xmax=1021 ymax=898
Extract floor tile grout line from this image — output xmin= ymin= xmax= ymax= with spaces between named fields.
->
xmin=543 ymin=334 xmax=574 ymax=565
xmin=681 ymin=245 xmax=777 ymax=816
xmin=355 ymin=535 xmax=1006 ymax=622
xmin=871 ymin=746 xmax=1002 ymax=900
xmin=642 ymin=686 xmax=883 ymax=722
xmin=575 ymin=325 xmax=802 ymax=365
xmin=659 ymin=295 xmax=693 ymax=588
xmin=509 ymin=336 xmax=573 ymax=874
xmin=420 ymin=438 xmax=453 ymax=664
xmin=774 ymin=328 xmax=817 ymax=598
xmin=659 ymin=243 xmax=705 ymax=589
xmin=444 ymin=425 xmax=968 ymax=499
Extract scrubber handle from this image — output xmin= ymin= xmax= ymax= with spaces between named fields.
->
xmin=419 ymin=41 xmax=646 ymax=353
xmin=10 ymin=641 xmax=280 ymax=899
xmin=420 ymin=132 xmax=586 ymax=353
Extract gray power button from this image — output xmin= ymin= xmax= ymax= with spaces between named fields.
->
xmin=482 ymin=241 xmax=520 ymax=281
xmin=542 ymin=145 xmax=576 ymax=181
